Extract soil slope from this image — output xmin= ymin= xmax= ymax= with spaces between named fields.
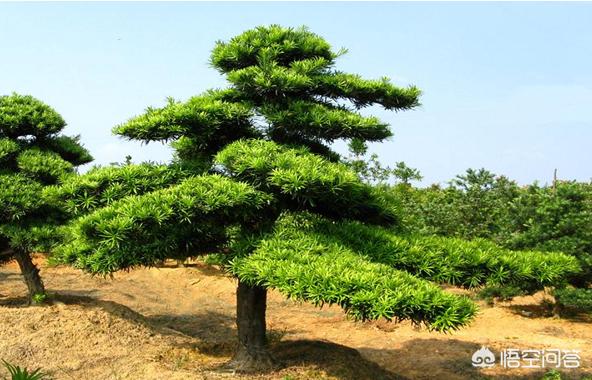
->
xmin=1 ymin=256 xmax=590 ymax=380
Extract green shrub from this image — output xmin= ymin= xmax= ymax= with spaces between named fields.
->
xmin=392 ymin=170 xmax=592 ymax=288
xmin=554 ymin=287 xmax=592 ymax=314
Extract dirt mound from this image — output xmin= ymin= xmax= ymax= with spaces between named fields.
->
xmin=1 ymin=257 xmax=591 ymax=379
xmin=0 ymin=296 xmax=206 ymax=379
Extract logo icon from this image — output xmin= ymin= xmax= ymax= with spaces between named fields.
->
xmin=472 ymin=346 xmax=496 ymax=368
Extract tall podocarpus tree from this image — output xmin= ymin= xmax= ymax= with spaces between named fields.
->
xmin=57 ymin=26 xmax=580 ymax=371
xmin=0 ymin=93 xmax=93 ymax=302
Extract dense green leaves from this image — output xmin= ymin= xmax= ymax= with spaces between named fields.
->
xmin=213 ymin=26 xmax=419 ymax=111
xmin=56 ymin=175 xmax=273 ymax=274
xmin=225 ymin=63 xmax=420 ymax=112
xmin=0 ymin=138 xmax=20 ymax=165
xmin=0 ymin=223 xmax=56 ymax=253
xmin=393 ymin=169 xmax=592 ymax=287
xmin=0 ymin=174 xmax=45 ymax=223
xmin=506 ymin=181 xmax=592 ymax=286
xmin=118 ymin=25 xmax=420 ymax=166
xmin=231 ymin=213 xmax=477 ymax=331
xmin=294 ymin=217 xmax=580 ymax=290
xmin=0 ymin=93 xmax=91 ymax=288
xmin=45 ymin=163 xmax=192 ymax=217
xmin=0 ymin=94 xmax=66 ymax=138
xmin=231 ymin=210 xmax=579 ymax=329
xmin=554 ymin=287 xmax=592 ymax=314
xmin=318 ymin=73 xmax=421 ymax=111
xmin=215 ymin=139 xmax=397 ymax=224
xmin=261 ymin=101 xmax=391 ymax=142
xmin=39 ymin=135 xmax=93 ymax=166
xmin=114 ymin=94 xmax=257 ymax=155
xmin=17 ymin=149 xmax=73 ymax=184
xmin=211 ymin=25 xmax=336 ymax=72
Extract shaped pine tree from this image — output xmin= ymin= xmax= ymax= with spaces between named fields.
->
xmin=56 ymin=26 xmax=579 ymax=371
xmin=0 ymin=94 xmax=93 ymax=302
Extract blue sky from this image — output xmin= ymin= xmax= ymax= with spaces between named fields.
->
xmin=1 ymin=2 xmax=591 ymax=186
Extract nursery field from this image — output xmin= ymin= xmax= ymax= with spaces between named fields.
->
xmin=1 ymin=256 xmax=590 ymax=380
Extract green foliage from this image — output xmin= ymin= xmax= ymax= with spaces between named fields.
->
xmin=31 ymin=292 xmax=48 ymax=304
xmin=211 ymin=25 xmax=336 ymax=72
xmin=319 ymin=73 xmax=421 ymax=111
xmin=394 ymin=169 xmax=592 ymax=287
xmin=0 ymin=138 xmax=20 ymax=165
xmin=392 ymin=162 xmax=423 ymax=185
xmin=215 ymin=139 xmax=396 ymax=224
xmin=17 ymin=149 xmax=73 ymax=184
xmin=0 ymin=174 xmax=44 ymax=223
xmin=231 ymin=213 xmax=477 ymax=331
xmin=1 ymin=360 xmax=49 ymax=380
xmin=506 ymin=181 xmax=592 ymax=286
xmin=261 ymin=100 xmax=391 ymax=143
xmin=0 ymin=223 xmax=56 ymax=253
xmin=208 ymin=24 xmax=419 ymax=152
xmin=113 ymin=93 xmax=257 ymax=156
xmin=45 ymin=163 xmax=192 ymax=217
xmin=394 ymin=169 xmax=520 ymax=240
xmin=541 ymin=369 xmax=563 ymax=380
xmin=345 ymin=139 xmax=422 ymax=185
xmin=115 ymin=26 xmax=419 ymax=163
xmin=38 ymin=135 xmax=93 ymax=166
xmin=477 ymin=285 xmax=526 ymax=303
xmin=554 ymin=287 xmax=592 ymax=313
xmin=245 ymin=213 xmax=579 ymax=291
xmin=0 ymin=93 xmax=92 ymax=298
xmin=56 ymin=175 xmax=273 ymax=274
xmin=0 ymin=93 xmax=65 ymax=138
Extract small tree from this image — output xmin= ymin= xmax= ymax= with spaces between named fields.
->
xmin=0 ymin=93 xmax=92 ymax=303
xmin=56 ymin=26 xmax=579 ymax=371
xmin=345 ymin=139 xmax=422 ymax=185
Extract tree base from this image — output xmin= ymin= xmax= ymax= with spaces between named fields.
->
xmin=226 ymin=347 xmax=277 ymax=372
xmin=229 ymin=280 xmax=277 ymax=373
xmin=13 ymin=250 xmax=46 ymax=304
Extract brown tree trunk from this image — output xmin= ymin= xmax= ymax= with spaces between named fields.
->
xmin=13 ymin=250 xmax=45 ymax=304
xmin=227 ymin=280 xmax=275 ymax=372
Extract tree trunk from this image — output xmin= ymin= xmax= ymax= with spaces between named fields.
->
xmin=227 ymin=280 xmax=275 ymax=372
xmin=13 ymin=250 xmax=45 ymax=304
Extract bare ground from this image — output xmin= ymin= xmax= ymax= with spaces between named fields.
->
xmin=0 ymin=256 xmax=590 ymax=380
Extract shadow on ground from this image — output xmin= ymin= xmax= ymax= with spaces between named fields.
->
xmin=361 ymin=338 xmax=587 ymax=380
xmin=505 ymin=303 xmax=592 ymax=323
xmin=2 ymin=289 xmax=588 ymax=379
xmin=272 ymin=339 xmax=409 ymax=380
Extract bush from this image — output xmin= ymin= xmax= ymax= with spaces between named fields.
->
xmin=554 ymin=287 xmax=592 ymax=314
xmin=392 ymin=169 xmax=592 ymax=288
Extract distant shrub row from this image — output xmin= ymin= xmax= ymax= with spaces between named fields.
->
xmin=383 ymin=168 xmax=592 ymax=311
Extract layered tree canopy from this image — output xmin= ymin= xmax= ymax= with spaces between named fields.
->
xmin=0 ymin=93 xmax=95 ymax=301
xmin=55 ymin=25 xmax=580 ymax=332
xmin=0 ymin=94 xmax=93 ymax=256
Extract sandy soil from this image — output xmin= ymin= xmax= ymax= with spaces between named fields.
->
xmin=1 ymin=256 xmax=591 ymax=380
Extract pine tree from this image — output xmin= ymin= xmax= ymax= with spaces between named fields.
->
xmin=55 ymin=26 xmax=580 ymax=371
xmin=0 ymin=93 xmax=93 ymax=303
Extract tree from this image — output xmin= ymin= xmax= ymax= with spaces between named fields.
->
xmin=393 ymin=161 xmax=423 ymax=185
xmin=55 ymin=26 xmax=580 ymax=371
xmin=506 ymin=180 xmax=592 ymax=288
xmin=345 ymin=138 xmax=422 ymax=185
xmin=0 ymin=93 xmax=93 ymax=303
